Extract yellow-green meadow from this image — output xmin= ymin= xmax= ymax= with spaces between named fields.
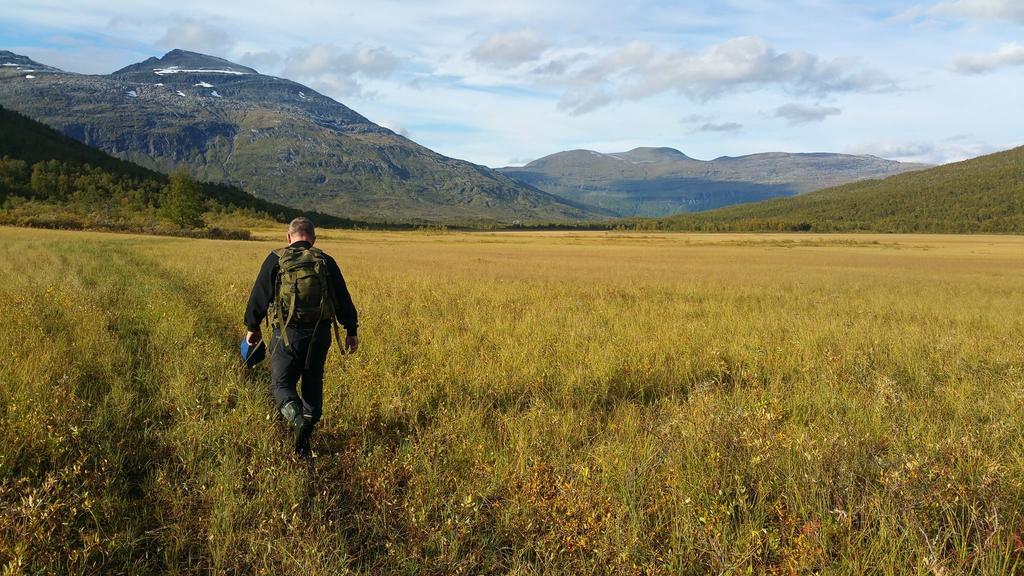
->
xmin=2 ymin=227 xmax=1023 ymax=574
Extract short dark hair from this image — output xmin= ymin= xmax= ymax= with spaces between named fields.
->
xmin=288 ymin=217 xmax=315 ymax=238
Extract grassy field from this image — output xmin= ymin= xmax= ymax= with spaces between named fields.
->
xmin=2 ymin=227 xmax=1024 ymax=574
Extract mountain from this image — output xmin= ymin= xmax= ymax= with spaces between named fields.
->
xmin=499 ymin=147 xmax=930 ymax=217
xmin=0 ymin=104 xmax=369 ymax=234
xmin=0 ymin=49 xmax=605 ymax=224
xmin=645 ymin=145 xmax=1024 ymax=233
xmin=0 ymin=52 xmax=61 ymax=73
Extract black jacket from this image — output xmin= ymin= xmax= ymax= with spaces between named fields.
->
xmin=244 ymin=240 xmax=358 ymax=335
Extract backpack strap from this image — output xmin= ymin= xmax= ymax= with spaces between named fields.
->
xmin=271 ymin=247 xmax=291 ymax=349
xmin=281 ymin=290 xmax=296 ymax=348
xmin=300 ymin=269 xmax=330 ymax=369
xmin=314 ymin=253 xmax=346 ymax=357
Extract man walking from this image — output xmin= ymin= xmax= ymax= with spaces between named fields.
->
xmin=244 ymin=217 xmax=358 ymax=456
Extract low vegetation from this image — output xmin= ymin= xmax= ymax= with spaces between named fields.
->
xmin=3 ymin=228 xmax=1023 ymax=574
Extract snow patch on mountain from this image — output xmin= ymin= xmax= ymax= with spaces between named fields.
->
xmin=194 ymin=81 xmax=214 ymax=88
xmin=154 ymin=66 xmax=248 ymax=75
xmin=211 ymin=90 xmax=222 ymax=98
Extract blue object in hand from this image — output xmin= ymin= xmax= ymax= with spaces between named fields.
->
xmin=240 ymin=337 xmax=266 ymax=367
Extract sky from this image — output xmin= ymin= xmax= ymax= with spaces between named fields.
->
xmin=2 ymin=0 xmax=1022 ymax=167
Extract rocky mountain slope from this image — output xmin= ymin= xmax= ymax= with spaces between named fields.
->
xmin=500 ymin=147 xmax=930 ymax=217
xmin=0 ymin=49 xmax=605 ymax=223
xmin=0 ymin=104 xmax=370 ymax=231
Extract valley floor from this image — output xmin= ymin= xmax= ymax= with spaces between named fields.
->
xmin=2 ymin=227 xmax=1023 ymax=573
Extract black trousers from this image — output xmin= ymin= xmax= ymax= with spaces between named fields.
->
xmin=270 ymin=324 xmax=332 ymax=423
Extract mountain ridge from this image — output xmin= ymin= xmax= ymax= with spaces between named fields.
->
xmin=0 ymin=49 xmax=607 ymax=224
xmin=0 ymin=50 xmax=61 ymax=72
xmin=500 ymin=147 xmax=930 ymax=217
xmin=0 ymin=103 xmax=373 ymax=234
xmin=112 ymin=49 xmax=259 ymax=76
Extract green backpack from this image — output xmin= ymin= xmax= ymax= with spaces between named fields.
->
xmin=270 ymin=246 xmax=339 ymax=350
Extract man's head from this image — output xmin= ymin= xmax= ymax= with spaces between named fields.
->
xmin=287 ymin=217 xmax=316 ymax=245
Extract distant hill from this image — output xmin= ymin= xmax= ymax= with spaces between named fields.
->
xmin=0 ymin=49 xmax=606 ymax=224
xmin=0 ymin=105 xmax=369 ymax=235
xmin=499 ymin=147 xmax=929 ymax=217
xmin=645 ymin=145 xmax=1024 ymax=233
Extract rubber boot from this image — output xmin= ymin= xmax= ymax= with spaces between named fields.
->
xmin=280 ymin=400 xmax=304 ymax=427
xmin=295 ymin=414 xmax=314 ymax=457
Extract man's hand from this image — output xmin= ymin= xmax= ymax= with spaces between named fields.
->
xmin=345 ymin=334 xmax=359 ymax=354
xmin=246 ymin=330 xmax=262 ymax=347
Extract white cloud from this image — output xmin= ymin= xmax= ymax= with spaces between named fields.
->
xmin=237 ymin=50 xmax=282 ymax=72
xmin=283 ymin=44 xmax=398 ymax=79
xmin=692 ymin=121 xmax=743 ymax=134
xmin=852 ymin=141 xmax=936 ymax=159
xmin=774 ymin=103 xmax=842 ymax=125
xmin=273 ymin=44 xmax=401 ymax=97
xmin=156 ymin=18 xmax=232 ymax=53
xmin=557 ymin=89 xmax=615 ymax=116
xmin=528 ymin=52 xmax=588 ymax=76
xmin=681 ymin=115 xmax=742 ymax=133
xmin=550 ymin=37 xmax=896 ymax=115
xmin=471 ymin=30 xmax=548 ymax=66
xmin=929 ymin=0 xmax=1024 ymax=24
xmin=949 ymin=42 xmax=1024 ymax=73
xmin=680 ymin=113 xmax=715 ymax=124
xmin=378 ymin=120 xmax=410 ymax=137
xmin=505 ymin=156 xmax=535 ymax=166
xmin=888 ymin=5 xmax=929 ymax=23
xmin=847 ymin=139 xmax=997 ymax=164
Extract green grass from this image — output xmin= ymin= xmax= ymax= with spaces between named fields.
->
xmin=2 ymin=228 xmax=1024 ymax=574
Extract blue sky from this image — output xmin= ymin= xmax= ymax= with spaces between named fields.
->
xmin=2 ymin=0 xmax=1022 ymax=167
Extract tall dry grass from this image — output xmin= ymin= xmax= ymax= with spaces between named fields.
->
xmin=2 ymin=228 xmax=1023 ymax=574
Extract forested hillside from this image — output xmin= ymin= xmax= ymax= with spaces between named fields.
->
xmin=0 ymin=106 xmax=364 ymax=236
xmin=646 ymin=146 xmax=1024 ymax=233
